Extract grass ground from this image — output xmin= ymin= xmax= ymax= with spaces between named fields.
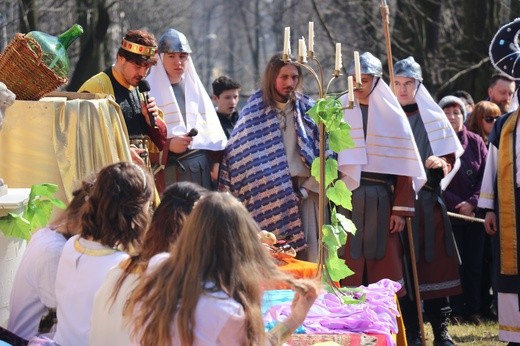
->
xmin=419 ymin=320 xmax=506 ymax=346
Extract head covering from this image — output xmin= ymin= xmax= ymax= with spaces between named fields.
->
xmin=394 ymin=56 xmax=464 ymax=188
xmin=158 ymin=29 xmax=192 ymax=54
xmin=120 ymin=39 xmax=157 ymax=57
xmin=347 ymin=52 xmax=382 ymax=77
xmin=118 ymin=31 xmax=158 ymax=64
xmin=338 ymin=76 xmax=426 ymax=192
xmin=489 ymin=18 xmax=520 ymax=80
xmin=146 ymin=30 xmax=226 ymax=150
xmin=394 ymin=56 xmax=423 ymax=81
xmin=438 ymin=95 xmax=467 ymax=121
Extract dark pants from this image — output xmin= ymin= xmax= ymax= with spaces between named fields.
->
xmin=481 ymin=233 xmax=498 ymax=316
xmin=450 ymin=222 xmax=486 ymax=316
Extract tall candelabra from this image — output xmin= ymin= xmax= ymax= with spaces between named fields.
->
xmin=282 ymin=24 xmax=361 ymax=288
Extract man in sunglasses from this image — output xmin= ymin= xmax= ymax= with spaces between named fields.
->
xmin=78 ymin=29 xmax=167 ymax=168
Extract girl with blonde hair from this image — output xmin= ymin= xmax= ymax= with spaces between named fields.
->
xmin=126 ymin=191 xmax=317 ymax=346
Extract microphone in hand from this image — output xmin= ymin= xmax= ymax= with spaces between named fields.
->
xmin=137 ymin=80 xmax=156 ymax=128
xmin=187 ymin=128 xmax=198 ymax=137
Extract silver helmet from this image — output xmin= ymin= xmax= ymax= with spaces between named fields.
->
xmin=394 ymin=56 xmax=423 ymax=81
xmin=347 ymin=52 xmax=382 ymax=77
xmin=158 ymin=29 xmax=192 ymax=54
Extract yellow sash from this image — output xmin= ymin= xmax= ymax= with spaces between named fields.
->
xmin=497 ymin=110 xmax=519 ymax=275
xmin=74 ymin=238 xmax=119 ymax=256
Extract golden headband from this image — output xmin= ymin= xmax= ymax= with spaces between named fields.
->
xmin=121 ymin=39 xmax=157 ymax=57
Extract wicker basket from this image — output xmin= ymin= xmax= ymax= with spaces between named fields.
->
xmin=0 ymin=33 xmax=67 ymax=101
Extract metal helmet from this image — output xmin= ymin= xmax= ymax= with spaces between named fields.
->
xmin=158 ymin=29 xmax=192 ymax=54
xmin=394 ymin=56 xmax=423 ymax=81
xmin=347 ymin=52 xmax=382 ymax=77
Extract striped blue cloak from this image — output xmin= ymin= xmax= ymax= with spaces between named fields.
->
xmin=219 ymin=90 xmax=319 ymax=251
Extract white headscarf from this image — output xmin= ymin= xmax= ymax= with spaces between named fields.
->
xmin=146 ymin=55 xmax=227 ymax=150
xmin=413 ymin=83 xmax=464 ymax=189
xmin=338 ymin=78 xmax=426 ymax=192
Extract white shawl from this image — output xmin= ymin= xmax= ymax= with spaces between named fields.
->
xmin=338 ymin=78 xmax=426 ymax=192
xmin=146 ymin=55 xmax=227 ymax=150
xmin=414 ymin=84 xmax=464 ymax=189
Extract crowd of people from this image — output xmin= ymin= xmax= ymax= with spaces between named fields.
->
xmin=1 ymin=23 xmax=520 ymax=346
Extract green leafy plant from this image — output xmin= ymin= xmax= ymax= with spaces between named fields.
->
xmin=307 ymin=96 xmax=358 ymax=296
xmin=0 ymin=183 xmax=66 ymax=240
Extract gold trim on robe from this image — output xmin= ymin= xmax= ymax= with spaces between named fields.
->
xmin=497 ymin=109 xmax=519 ymax=275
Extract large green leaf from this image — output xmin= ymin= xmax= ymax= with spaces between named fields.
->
xmin=322 ymin=224 xmax=344 ymax=249
xmin=326 ymin=180 xmax=352 ymax=210
xmin=340 ymin=292 xmax=366 ymax=305
xmin=329 ymin=122 xmax=355 ymax=152
xmin=326 ymin=254 xmax=354 ymax=282
xmin=311 ymin=158 xmax=338 ymax=187
xmin=335 ymin=212 xmax=357 ymax=236
xmin=0 ymin=213 xmax=31 ymax=239
xmin=0 ymin=183 xmax=65 ymax=240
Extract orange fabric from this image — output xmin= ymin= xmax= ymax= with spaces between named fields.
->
xmin=278 ymin=256 xmax=318 ymax=279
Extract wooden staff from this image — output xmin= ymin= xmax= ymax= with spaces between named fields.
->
xmin=380 ymin=0 xmax=396 ymax=93
xmin=447 ymin=211 xmax=485 ymax=223
xmin=379 ymin=2 xmax=425 ymax=345
xmin=406 ymin=217 xmax=426 ymax=346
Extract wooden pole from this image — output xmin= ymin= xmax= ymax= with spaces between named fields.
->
xmin=447 ymin=211 xmax=485 ymax=223
xmin=381 ymin=4 xmax=423 ymax=344
xmin=317 ymin=121 xmax=326 ymax=279
xmin=406 ymin=217 xmax=426 ymax=346
xmin=380 ymin=0 xmax=396 ymax=93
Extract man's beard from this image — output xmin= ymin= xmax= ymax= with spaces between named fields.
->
xmin=499 ymin=101 xmax=510 ymax=113
xmin=276 ymin=89 xmax=294 ymax=102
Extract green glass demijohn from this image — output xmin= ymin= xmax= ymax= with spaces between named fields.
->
xmin=26 ymin=24 xmax=84 ymax=79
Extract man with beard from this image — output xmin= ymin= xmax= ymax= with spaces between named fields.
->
xmin=78 ymin=30 xmax=166 ymax=168
xmin=218 ymin=53 xmax=320 ymax=261
xmin=488 ymin=73 xmax=516 ymax=114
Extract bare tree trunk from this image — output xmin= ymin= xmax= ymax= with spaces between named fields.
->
xmin=67 ymin=0 xmax=110 ymax=90
xmin=18 ymin=0 xmax=38 ymax=32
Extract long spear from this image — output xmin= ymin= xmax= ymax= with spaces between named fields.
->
xmin=380 ymin=2 xmax=425 ymax=346
xmin=381 ymin=0 xmax=396 ymax=93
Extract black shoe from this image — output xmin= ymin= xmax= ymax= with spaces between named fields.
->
xmin=507 ymin=343 xmax=520 ymax=346
xmin=449 ymin=315 xmax=465 ymax=325
xmin=481 ymin=307 xmax=498 ymax=322
xmin=433 ymin=335 xmax=455 ymax=346
xmin=466 ymin=313 xmax=483 ymax=326
xmin=408 ymin=336 xmax=423 ymax=346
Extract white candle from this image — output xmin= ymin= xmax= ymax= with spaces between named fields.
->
xmin=298 ymin=38 xmax=304 ymax=60
xmin=301 ymin=37 xmax=307 ymax=63
xmin=308 ymin=22 xmax=314 ymax=54
xmin=335 ymin=43 xmax=342 ymax=71
xmin=283 ymin=27 xmax=290 ymax=56
xmin=348 ymin=76 xmax=355 ymax=102
xmin=354 ymin=51 xmax=361 ymax=83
